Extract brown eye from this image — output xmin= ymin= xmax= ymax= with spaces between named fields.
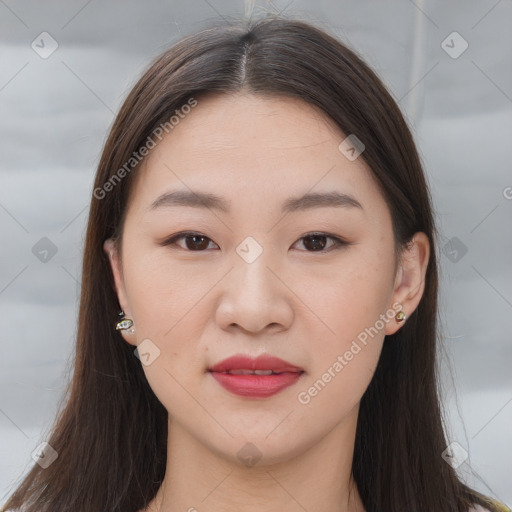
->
xmin=182 ymin=234 xmax=212 ymax=251
xmin=162 ymin=232 xmax=218 ymax=251
xmin=293 ymin=233 xmax=347 ymax=252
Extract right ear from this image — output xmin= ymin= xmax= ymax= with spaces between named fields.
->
xmin=104 ymin=238 xmax=137 ymax=346
xmin=103 ymin=238 xmax=130 ymax=320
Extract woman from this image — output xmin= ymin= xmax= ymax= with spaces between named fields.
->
xmin=2 ymin=15 xmax=509 ymax=512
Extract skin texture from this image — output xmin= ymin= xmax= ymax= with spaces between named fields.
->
xmin=104 ymin=92 xmax=430 ymax=512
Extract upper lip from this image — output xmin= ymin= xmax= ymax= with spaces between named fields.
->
xmin=209 ymin=354 xmax=303 ymax=373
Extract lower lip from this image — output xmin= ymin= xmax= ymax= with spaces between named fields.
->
xmin=209 ymin=371 xmax=303 ymax=398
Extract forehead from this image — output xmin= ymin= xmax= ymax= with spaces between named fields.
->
xmin=128 ymin=92 xmax=386 ymax=218
xmin=149 ymin=92 xmax=349 ymax=161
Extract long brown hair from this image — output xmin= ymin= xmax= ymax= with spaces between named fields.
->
xmin=2 ymin=15 xmax=503 ymax=512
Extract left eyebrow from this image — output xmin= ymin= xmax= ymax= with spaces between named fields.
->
xmin=148 ymin=189 xmax=363 ymax=214
xmin=281 ymin=191 xmax=363 ymax=213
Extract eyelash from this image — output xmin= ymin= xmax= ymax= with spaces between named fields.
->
xmin=161 ymin=231 xmax=350 ymax=253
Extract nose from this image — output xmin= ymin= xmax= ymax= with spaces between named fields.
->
xmin=214 ymin=249 xmax=294 ymax=335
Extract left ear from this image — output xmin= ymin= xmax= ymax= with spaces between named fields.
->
xmin=385 ymin=232 xmax=430 ymax=335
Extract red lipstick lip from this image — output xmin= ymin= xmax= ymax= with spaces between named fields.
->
xmin=209 ymin=354 xmax=303 ymax=373
xmin=210 ymin=371 xmax=303 ymax=398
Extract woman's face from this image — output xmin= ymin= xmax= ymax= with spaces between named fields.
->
xmin=105 ymin=92 xmax=428 ymax=465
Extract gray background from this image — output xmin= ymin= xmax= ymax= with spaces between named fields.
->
xmin=0 ymin=0 xmax=511 ymax=507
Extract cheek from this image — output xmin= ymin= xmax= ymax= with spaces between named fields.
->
xmin=309 ymin=244 xmax=394 ymax=332
xmin=300 ymin=243 xmax=394 ymax=394
xmin=122 ymin=243 xmax=195 ymax=325
xmin=294 ymin=342 xmax=380 ymax=433
xmin=121 ymin=245 xmax=213 ymax=377
xmin=298 ymin=276 xmax=388 ymax=417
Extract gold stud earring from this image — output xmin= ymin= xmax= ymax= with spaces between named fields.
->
xmin=395 ymin=310 xmax=406 ymax=323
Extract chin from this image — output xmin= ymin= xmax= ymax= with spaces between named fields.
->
xmin=202 ymin=429 xmax=309 ymax=468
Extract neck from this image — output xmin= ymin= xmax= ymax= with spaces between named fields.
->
xmin=145 ymin=406 xmax=365 ymax=512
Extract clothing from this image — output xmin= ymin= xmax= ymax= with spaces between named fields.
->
xmin=470 ymin=500 xmax=512 ymax=512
